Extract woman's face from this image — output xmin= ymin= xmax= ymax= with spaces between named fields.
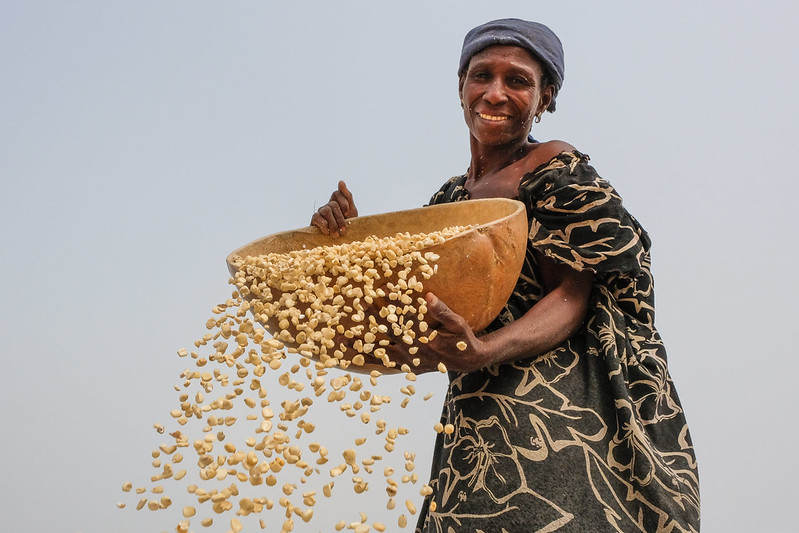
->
xmin=459 ymin=45 xmax=553 ymax=146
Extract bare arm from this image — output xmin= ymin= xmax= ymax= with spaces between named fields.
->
xmin=310 ymin=180 xmax=358 ymax=236
xmin=389 ymin=252 xmax=594 ymax=373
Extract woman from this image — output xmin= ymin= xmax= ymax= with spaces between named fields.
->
xmin=312 ymin=18 xmax=700 ymax=533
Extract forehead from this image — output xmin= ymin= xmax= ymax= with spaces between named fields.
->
xmin=467 ymin=45 xmax=543 ymax=75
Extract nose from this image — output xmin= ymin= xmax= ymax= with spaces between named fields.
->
xmin=483 ymin=79 xmax=508 ymax=105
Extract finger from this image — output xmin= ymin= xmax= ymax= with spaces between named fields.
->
xmin=310 ymin=212 xmax=331 ymax=234
xmin=317 ymin=204 xmax=346 ymax=236
xmin=337 ymin=180 xmax=358 ymax=217
xmin=328 ymin=193 xmax=351 ymax=233
xmin=385 ymin=342 xmax=433 ymax=374
xmin=384 ymin=342 xmax=409 ymax=369
xmin=425 ymin=292 xmax=462 ymax=332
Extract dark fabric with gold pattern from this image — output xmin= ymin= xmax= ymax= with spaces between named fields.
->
xmin=415 ymin=151 xmax=700 ymax=533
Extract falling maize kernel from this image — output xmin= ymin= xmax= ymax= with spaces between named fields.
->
xmin=128 ymin=225 xmax=481 ymax=532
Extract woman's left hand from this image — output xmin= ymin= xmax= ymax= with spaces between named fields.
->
xmin=385 ymin=292 xmax=487 ymax=374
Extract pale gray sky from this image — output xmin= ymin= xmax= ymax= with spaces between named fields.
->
xmin=2 ymin=1 xmax=797 ymax=532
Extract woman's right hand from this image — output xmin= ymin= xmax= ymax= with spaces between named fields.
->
xmin=310 ymin=180 xmax=358 ymax=237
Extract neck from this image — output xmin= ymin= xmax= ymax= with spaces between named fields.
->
xmin=467 ymin=136 xmax=532 ymax=181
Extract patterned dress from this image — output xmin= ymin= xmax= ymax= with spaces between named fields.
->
xmin=415 ymin=151 xmax=700 ymax=533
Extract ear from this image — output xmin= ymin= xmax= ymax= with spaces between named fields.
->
xmin=458 ymin=74 xmax=466 ymax=105
xmin=538 ymin=84 xmax=555 ymax=114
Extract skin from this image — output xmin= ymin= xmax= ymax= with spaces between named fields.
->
xmin=310 ymin=180 xmax=358 ymax=237
xmin=312 ymin=44 xmax=594 ymax=373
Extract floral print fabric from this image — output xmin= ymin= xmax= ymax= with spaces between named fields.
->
xmin=415 ymin=151 xmax=700 ymax=532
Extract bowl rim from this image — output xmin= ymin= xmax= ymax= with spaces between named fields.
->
xmin=226 ymin=197 xmax=526 ymax=268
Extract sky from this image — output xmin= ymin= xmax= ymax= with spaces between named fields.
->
xmin=2 ymin=1 xmax=798 ymax=532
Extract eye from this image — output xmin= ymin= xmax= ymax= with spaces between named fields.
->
xmin=508 ymin=76 xmax=531 ymax=87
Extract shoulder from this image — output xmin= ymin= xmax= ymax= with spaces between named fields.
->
xmin=518 ymin=141 xmax=603 ymax=199
xmin=533 ymin=139 xmax=577 ymax=163
xmin=521 ymin=140 xmax=578 ymax=175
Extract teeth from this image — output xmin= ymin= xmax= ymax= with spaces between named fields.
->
xmin=478 ymin=113 xmax=509 ymax=122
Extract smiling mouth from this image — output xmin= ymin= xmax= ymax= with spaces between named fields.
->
xmin=477 ymin=113 xmax=510 ymax=122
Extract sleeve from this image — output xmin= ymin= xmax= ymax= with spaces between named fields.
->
xmin=518 ymin=151 xmax=651 ymax=275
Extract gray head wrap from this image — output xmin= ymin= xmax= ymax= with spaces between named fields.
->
xmin=458 ymin=18 xmax=564 ymax=112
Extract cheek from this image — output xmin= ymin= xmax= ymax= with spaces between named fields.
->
xmin=460 ymin=86 xmax=477 ymax=106
xmin=514 ymin=94 xmax=538 ymax=117
xmin=523 ymin=92 xmax=544 ymax=116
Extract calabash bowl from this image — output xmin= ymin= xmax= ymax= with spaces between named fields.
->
xmin=226 ymin=198 xmax=528 ymax=373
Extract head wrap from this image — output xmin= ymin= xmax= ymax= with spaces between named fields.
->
xmin=459 ymin=18 xmax=564 ymax=112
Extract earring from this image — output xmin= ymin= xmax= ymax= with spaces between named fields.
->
xmin=534 ymin=113 xmax=542 ymax=124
